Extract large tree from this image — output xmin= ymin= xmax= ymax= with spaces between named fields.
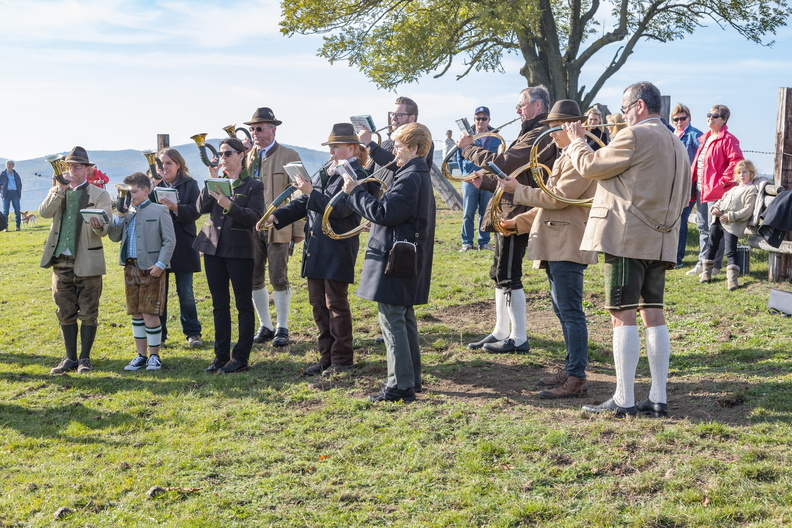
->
xmin=280 ymin=0 xmax=790 ymax=108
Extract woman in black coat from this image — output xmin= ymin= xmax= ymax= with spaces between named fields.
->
xmin=267 ymin=123 xmax=375 ymax=377
xmin=341 ymin=123 xmax=436 ymax=402
xmin=151 ymin=148 xmax=203 ymax=347
xmin=193 ymin=138 xmax=264 ymax=373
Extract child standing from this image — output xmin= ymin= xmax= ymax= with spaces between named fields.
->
xmin=699 ymin=160 xmax=758 ymax=290
xmin=109 ymin=172 xmax=176 ymax=370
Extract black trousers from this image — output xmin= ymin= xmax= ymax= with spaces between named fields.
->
xmin=490 ymin=232 xmax=529 ymax=290
xmin=706 ymin=219 xmax=739 ymax=267
xmin=204 ymin=254 xmax=255 ymax=363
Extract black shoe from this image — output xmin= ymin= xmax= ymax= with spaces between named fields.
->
xmin=369 ymin=386 xmax=416 ymax=403
xmin=218 ymin=359 xmax=250 ymax=373
xmin=253 ymin=325 xmax=275 ymax=343
xmin=482 ymin=338 xmax=530 ymax=354
xmin=467 ymin=334 xmax=498 ymax=350
xmin=582 ymin=398 xmax=637 ymax=417
xmin=636 ymin=398 xmax=668 ymax=417
xmin=382 ymin=380 xmax=422 ymax=393
xmin=304 ymin=362 xmax=329 ymax=376
xmin=272 ymin=327 xmax=289 ymax=347
xmin=204 ymin=358 xmax=229 ymax=373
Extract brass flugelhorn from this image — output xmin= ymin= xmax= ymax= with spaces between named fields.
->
xmin=222 ymin=124 xmax=252 ymax=142
xmin=321 ymin=160 xmax=394 ymax=240
xmin=255 ymin=159 xmax=334 ymax=232
xmin=143 ymin=151 xmax=163 ymax=180
xmin=46 ymin=155 xmax=71 ymax=186
xmin=115 ymin=183 xmax=132 ymax=214
xmin=441 ymin=116 xmax=519 ymax=182
xmin=190 ymin=133 xmax=219 ymax=167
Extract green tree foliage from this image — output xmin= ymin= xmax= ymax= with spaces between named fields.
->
xmin=281 ymin=0 xmax=790 ymax=107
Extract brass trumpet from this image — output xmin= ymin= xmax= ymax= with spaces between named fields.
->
xmin=441 ymin=116 xmax=519 ymax=182
xmin=321 ymin=161 xmax=394 ymax=240
xmin=222 ymin=124 xmax=252 ymax=142
xmin=143 ymin=151 xmax=163 ymax=180
xmin=190 ymin=133 xmax=219 ymax=168
xmin=115 ymin=183 xmax=132 ymax=213
xmin=47 ymin=155 xmax=71 ymax=186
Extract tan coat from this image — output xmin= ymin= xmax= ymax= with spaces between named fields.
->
xmin=511 ymin=152 xmax=598 ymax=266
xmin=566 ymin=118 xmax=691 ymax=264
xmin=39 ymin=183 xmax=112 ymax=277
xmin=710 ymin=183 xmax=758 ymax=237
xmin=246 ymin=142 xmax=305 ymax=244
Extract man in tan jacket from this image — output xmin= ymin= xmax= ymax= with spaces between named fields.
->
xmin=563 ymin=82 xmax=691 ymax=417
xmin=499 ymin=99 xmax=597 ymax=399
xmin=244 ymin=107 xmax=305 ymax=347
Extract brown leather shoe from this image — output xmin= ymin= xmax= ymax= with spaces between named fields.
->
xmin=539 ymin=369 xmax=568 ymax=386
xmin=538 ymin=376 xmax=588 ymax=399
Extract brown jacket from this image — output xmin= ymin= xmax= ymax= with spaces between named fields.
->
xmin=461 ymin=114 xmax=557 ymax=231
xmin=246 ymin=142 xmax=305 ymax=244
xmin=512 ymin=151 xmax=598 ymax=266
xmin=566 ymin=118 xmax=691 ymax=264
xmin=39 ymin=183 xmax=112 ymax=277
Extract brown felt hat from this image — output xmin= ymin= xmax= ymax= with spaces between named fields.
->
xmin=244 ymin=107 xmax=282 ymax=126
xmin=321 ymin=123 xmax=361 ymax=146
xmin=64 ymin=146 xmax=94 ymax=165
xmin=540 ymin=100 xmax=586 ymax=124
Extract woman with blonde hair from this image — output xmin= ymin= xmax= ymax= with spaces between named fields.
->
xmin=606 ymin=113 xmax=626 ymax=140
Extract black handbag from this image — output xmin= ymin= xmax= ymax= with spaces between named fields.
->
xmin=384 ymin=239 xmax=418 ymax=277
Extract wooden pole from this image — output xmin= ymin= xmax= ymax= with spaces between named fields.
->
xmin=768 ymin=87 xmax=792 ymax=282
xmin=157 ymin=134 xmax=170 ymax=152
xmin=661 ymin=95 xmax=670 ymax=124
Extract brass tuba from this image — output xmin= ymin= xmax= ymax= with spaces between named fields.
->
xmin=222 ymin=124 xmax=252 ymax=142
xmin=142 ymin=151 xmax=163 ymax=180
xmin=115 ymin=183 xmax=132 ymax=214
xmin=46 ymin=155 xmax=71 ymax=186
xmin=190 ymin=133 xmax=219 ymax=167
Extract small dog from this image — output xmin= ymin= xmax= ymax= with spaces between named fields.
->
xmin=20 ymin=212 xmax=36 ymax=227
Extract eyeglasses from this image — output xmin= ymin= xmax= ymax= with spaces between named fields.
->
xmin=620 ymin=100 xmax=639 ymax=114
xmin=475 ymin=117 xmax=489 ymax=121
xmin=706 ymin=113 xmax=722 ymax=119
xmin=219 ymin=150 xmax=241 ymax=157
xmin=391 ymin=113 xmax=413 ymax=119
xmin=672 ymin=116 xmax=689 ymax=122
xmin=249 ymin=126 xmax=271 ymax=132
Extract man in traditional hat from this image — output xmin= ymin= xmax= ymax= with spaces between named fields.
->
xmin=563 ymin=82 xmax=691 ymax=417
xmin=39 ymin=146 xmax=112 ymax=374
xmin=498 ymin=100 xmax=597 ymax=399
xmin=461 ymin=85 xmax=557 ymax=355
xmin=244 ymin=107 xmax=304 ymax=347
xmin=0 ymin=160 xmax=23 ymax=231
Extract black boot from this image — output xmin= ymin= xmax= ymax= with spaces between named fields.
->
xmin=80 ymin=324 xmax=98 ymax=359
xmin=61 ymin=324 xmax=79 ymax=361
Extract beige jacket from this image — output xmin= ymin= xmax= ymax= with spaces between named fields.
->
xmin=566 ymin=118 xmax=691 ymax=264
xmin=246 ymin=142 xmax=305 ymax=244
xmin=512 ymin=152 xmax=598 ymax=266
xmin=39 ymin=183 xmax=112 ymax=277
xmin=710 ymin=183 xmax=758 ymax=237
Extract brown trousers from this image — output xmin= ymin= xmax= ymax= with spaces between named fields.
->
xmin=51 ymin=256 xmax=103 ymax=325
xmin=307 ymin=277 xmax=353 ymax=366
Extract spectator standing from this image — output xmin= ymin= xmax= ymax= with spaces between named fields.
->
xmin=86 ymin=165 xmax=109 ymax=189
xmin=671 ymin=104 xmax=704 ymax=268
xmin=455 ymin=106 xmax=502 ymax=251
xmin=1 ymin=161 xmax=22 ymax=231
xmin=442 ymin=130 xmax=455 ymax=160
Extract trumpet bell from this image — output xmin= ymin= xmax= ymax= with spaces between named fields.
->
xmin=223 ymin=124 xmax=253 ymax=142
xmin=190 ymin=133 xmax=208 ymax=147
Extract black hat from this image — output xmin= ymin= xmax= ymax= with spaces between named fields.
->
xmin=244 ymin=107 xmax=282 ymax=126
xmin=64 ymin=146 xmax=93 ymax=165
xmin=540 ymin=100 xmax=585 ymax=124
xmin=321 ymin=123 xmax=361 ymax=146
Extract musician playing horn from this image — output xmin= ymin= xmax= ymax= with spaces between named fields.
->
xmin=563 ymin=81 xmax=691 ymax=418
xmin=244 ymin=107 xmax=304 ymax=347
xmin=498 ymin=100 xmax=597 ymax=399
xmin=461 ymin=85 xmax=557 ymax=354
xmin=39 ymin=146 xmax=112 ymax=375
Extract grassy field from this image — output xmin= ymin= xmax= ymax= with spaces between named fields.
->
xmin=1 ymin=197 xmax=791 ymax=527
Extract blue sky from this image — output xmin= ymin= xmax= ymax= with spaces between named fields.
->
xmin=1 ymin=0 xmax=790 ymax=174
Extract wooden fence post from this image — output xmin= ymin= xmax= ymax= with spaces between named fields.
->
xmin=768 ymin=87 xmax=792 ymax=282
xmin=661 ymin=95 xmax=670 ymax=124
xmin=157 ymin=134 xmax=170 ymax=152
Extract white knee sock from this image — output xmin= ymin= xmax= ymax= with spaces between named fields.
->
xmin=132 ymin=318 xmax=146 ymax=340
xmin=646 ymin=325 xmax=670 ymax=404
xmin=146 ymin=325 xmax=162 ymax=348
xmin=507 ymin=288 xmax=527 ymax=345
xmin=612 ymin=325 xmax=640 ymax=408
xmin=492 ymin=288 xmax=510 ymax=340
xmin=252 ymin=288 xmax=273 ymax=329
xmin=273 ymin=289 xmax=290 ymax=329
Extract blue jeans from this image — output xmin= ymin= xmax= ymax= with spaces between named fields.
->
xmin=676 ymin=200 xmax=695 ymax=266
xmin=696 ymin=197 xmax=724 ymax=267
xmin=545 ymin=261 xmax=588 ymax=378
xmin=461 ymin=182 xmax=493 ymax=246
xmin=2 ymin=190 xmax=21 ymax=229
xmin=160 ymin=271 xmax=202 ymax=341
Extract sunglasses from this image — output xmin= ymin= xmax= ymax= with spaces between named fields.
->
xmin=475 ymin=117 xmax=489 ymax=121
xmin=249 ymin=126 xmax=271 ymax=132
xmin=706 ymin=113 xmax=722 ymax=119
xmin=219 ymin=150 xmax=241 ymax=157
xmin=672 ymin=116 xmax=688 ymax=122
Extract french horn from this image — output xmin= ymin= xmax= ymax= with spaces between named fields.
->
xmin=255 ymin=160 xmax=334 ymax=232
xmin=142 ymin=151 xmax=163 ymax=180
xmin=441 ymin=117 xmax=519 ymax=182
xmin=190 ymin=133 xmax=219 ymax=168
xmin=222 ymin=124 xmax=252 ymax=142
xmin=46 ymin=155 xmax=71 ymax=186
xmin=115 ymin=183 xmax=132 ymax=214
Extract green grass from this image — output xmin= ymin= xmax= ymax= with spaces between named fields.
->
xmin=1 ymin=197 xmax=791 ymax=527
